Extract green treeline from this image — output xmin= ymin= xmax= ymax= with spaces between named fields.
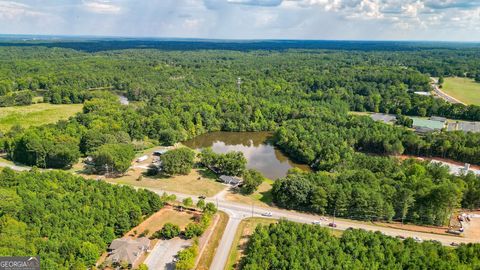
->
xmin=274 ymin=112 xmax=480 ymax=169
xmin=0 ymin=168 xmax=164 ymax=269
xmin=272 ymin=158 xmax=479 ymax=225
xmin=1 ymin=47 xmax=480 ymax=121
xmin=241 ymin=221 xmax=480 ymax=270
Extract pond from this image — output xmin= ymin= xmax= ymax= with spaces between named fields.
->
xmin=183 ymin=131 xmax=311 ymax=180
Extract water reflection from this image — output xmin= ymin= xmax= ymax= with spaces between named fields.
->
xmin=183 ymin=132 xmax=311 ymax=180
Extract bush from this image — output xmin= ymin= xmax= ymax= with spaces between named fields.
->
xmin=183 ymin=197 xmax=193 ymax=207
xmin=184 ymin=223 xmax=204 ymax=239
xmin=154 ymin=223 xmax=180 ymax=239
xmin=175 ymin=243 xmax=198 ymax=270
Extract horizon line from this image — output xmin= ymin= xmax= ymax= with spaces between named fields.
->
xmin=0 ymin=33 xmax=479 ymax=44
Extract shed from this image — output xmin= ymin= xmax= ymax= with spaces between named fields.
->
xmin=153 ymin=149 xmax=169 ymax=156
xmin=219 ymin=175 xmax=243 ymax=185
xmin=137 ymin=155 xmax=148 ymax=163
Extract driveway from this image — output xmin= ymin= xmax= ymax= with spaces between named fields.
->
xmin=144 ymin=238 xmax=192 ymax=270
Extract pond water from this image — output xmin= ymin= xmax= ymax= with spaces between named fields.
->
xmin=183 ymin=131 xmax=311 ymax=180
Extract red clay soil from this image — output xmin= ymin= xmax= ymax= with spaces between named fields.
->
xmin=397 ymin=155 xmax=480 ymax=170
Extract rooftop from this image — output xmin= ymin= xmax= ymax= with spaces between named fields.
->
xmin=108 ymin=237 xmax=150 ymax=266
xmin=411 ymin=117 xmax=445 ymax=130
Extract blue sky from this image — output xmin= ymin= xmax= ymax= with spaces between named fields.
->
xmin=1 ymin=0 xmax=479 ymax=41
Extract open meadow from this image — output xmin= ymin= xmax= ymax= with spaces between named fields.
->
xmin=0 ymin=103 xmax=83 ymax=131
xmin=442 ymin=77 xmax=480 ymax=105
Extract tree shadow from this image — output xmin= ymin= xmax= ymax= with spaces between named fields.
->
xmin=197 ymin=167 xmax=219 ymax=181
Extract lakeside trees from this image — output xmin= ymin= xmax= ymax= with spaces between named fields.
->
xmin=199 ymin=148 xmax=247 ymax=176
xmin=241 ymin=169 xmax=264 ymax=195
xmin=160 ymin=148 xmax=195 ymax=175
xmin=241 ymin=221 xmax=480 ymax=270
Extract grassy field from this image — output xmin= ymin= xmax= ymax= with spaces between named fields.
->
xmin=224 ymin=178 xmax=274 ymax=207
xmin=109 ymin=168 xmax=226 ymax=197
xmin=197 ymin=211 xmax=229 ymax=270
xmin=126 ymin=207 xmax=195 ymax=238
xmin=0 ymin=103 xmax=83 ymax=131
xmin=442 ymin=77 xmax=480 ymax=105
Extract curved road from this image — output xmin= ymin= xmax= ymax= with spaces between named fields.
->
xmin=147 ymin=187 xmax=480 ymax=270
xmin=431 ymin=78 xmax=465 ymax=105
xmin=2 ymin=160 xmax=478 ymax=270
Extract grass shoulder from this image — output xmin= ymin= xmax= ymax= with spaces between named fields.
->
xmin=196 ymin=211 xmax=229 ymax=270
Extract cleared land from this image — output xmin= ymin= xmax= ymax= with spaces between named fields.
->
xmin=127 ymin=207 xmax=195 ymax=238
xmin=109 ymin=168 xmax=226 ymax=197
xmin=224 ymin=179 xmax=274 ymax=208
xmin=442 ymin=77 xmax=480 ymax=105
xmin=0 ymin=103 xmax=83 ymax=131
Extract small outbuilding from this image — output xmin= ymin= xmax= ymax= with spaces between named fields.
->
xmin=219 ymin=175 xmax=243 ymax=185
xmin=153 ymin=149 xmax=169 ymax=156
xmin=137 ymin=155 xmax=149 ymax=163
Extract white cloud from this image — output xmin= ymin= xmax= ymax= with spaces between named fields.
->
xmin=0 ymin=1 xmax=47 ymax=20
xmin=83 ymin=0 xmax=122 ymax=14
xmin=1 ymin=0 xmax=480 ymax=41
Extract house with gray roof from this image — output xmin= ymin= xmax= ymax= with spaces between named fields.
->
xmin=107 ymin=237 xmax=150 ymax=268
xmin=219 ymin=175 xmax=243 ymax=185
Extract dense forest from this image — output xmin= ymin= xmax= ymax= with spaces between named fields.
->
xmin=0 ymin=168 xmax=163 ymax=269
xmin=241 ymin=221 xmax=480 ymax=270
xmin=272 ymin=157 xmax=480 ymax=225
xmin=1 ymin=45 xmax=480 ymax=170
xmin=0 ymin=41 xmax=478 ymax=228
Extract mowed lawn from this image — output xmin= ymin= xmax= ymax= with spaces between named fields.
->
xmin=0 ymin=103 xmax=83 ymax=131
xmin=442 ymin=77 xmax=480 ymax=105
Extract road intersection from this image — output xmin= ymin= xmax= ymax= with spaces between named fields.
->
xmin=148 ymin=187 xmax=480 ymax=270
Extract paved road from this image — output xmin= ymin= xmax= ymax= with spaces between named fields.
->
xmin=430 ymin=79 xmax=465 ymax=105
xmin=209 ymin=209 xmax=242 ymax=270
xmin=2 ymin=160 xmax=478 ymax=270
xmin=146 ymin=188 xmax=480 ymax=270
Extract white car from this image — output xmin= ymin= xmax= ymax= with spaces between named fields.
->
xmin=312 ymin=220 xmax=321 ymax=225
xmin=261 ymin=212 xmax=273 ymax=217
xmin=413 ymin=236 xmax=422 ymax=242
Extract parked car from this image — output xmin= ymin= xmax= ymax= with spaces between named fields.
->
xmin=261 ymin=212 xmax=273 ymax=217
xmin=451 ymin=242 xmax=459 ymax=246
xmin=413 ymin=236 xmax=422 ymax=242
xmin=396 ymin=235 xmax=406 ymax=239
xmin=312 ymin=220 xmax=321 ymax=225
xmin=198 ymin=195 xmax=206 ymax=200
xmin=328 ymin=223 xmax=337 ymax=228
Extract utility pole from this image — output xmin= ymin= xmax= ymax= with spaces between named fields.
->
xmin=104 ymin=163 xmax=109 ymax=178
xmin=251 ymin=202 xmax=254 ymax=217
xmin=333 ymin=208 xmax=336 ymax=225
xmin=237 ymin=77 xmax=242 ymax=92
